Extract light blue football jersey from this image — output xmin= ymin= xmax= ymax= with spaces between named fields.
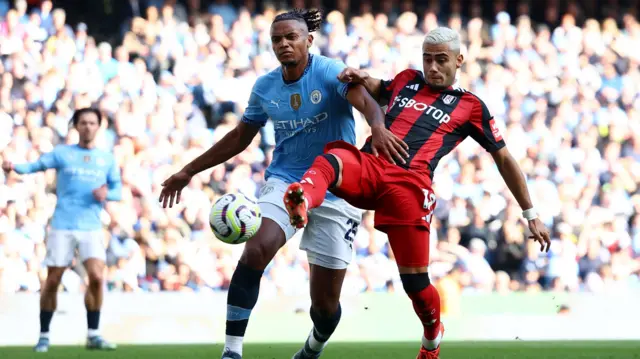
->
xmin=242 ymin=55 xmax=355 ymax=198
xmin=14 ymin=144 xmax=122 ymax=231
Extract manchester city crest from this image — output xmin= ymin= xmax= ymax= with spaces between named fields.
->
xmin=310 ymin=90 xmax=322 ymax=104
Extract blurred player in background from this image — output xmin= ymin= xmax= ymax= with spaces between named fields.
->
xmin=284 ymin=27 xmax=551 ymax=359
xmin=159 ymin=9 xmax=406 ymax=359
xmin=2 ymin=108 xmax=122 ymax=352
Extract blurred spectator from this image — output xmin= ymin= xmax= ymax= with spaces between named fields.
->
xmin=0 ymin=1 xmax=639 ymax=298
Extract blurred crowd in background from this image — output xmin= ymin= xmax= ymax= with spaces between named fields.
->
xmin=0 ymin=0 xmax=640 ymax=302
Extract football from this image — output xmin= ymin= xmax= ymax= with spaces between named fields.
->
xmin=209 ymin=193 xmax=262 ymax=244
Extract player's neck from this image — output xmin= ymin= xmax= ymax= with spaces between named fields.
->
xmin=281 ymin=55 xmax=309 ymax=82
xmin=78 ymin=140 xmax=96 ymax=149
xmin=427 ymin=83 xmax=452 ymax=92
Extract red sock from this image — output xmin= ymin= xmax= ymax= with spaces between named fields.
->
xmin=299 ymin=156 xmax=337 ymax=209
xmin=408 ymin=284 xmax=441 ymax=346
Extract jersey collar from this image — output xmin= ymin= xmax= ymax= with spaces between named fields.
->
xmin=282 ymin=54 xmax=313 ymax=85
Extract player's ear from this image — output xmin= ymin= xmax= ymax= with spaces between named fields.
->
xmin=307 ymin=34 xmax=313 ymax=48
xmin=456 ymin=54 xmax=464 ymax=69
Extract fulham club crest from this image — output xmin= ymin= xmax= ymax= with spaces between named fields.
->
xmin=442 ymin=95 xmax=457 ymax=105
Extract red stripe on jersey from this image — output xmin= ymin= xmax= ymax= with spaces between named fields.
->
xmin=390 ymin=91 xmax=440 ymax=141
xmin=386 ymin=71 xmax=415 ymax=108
xmin=409 ymin=96 xmax=470 ymax=173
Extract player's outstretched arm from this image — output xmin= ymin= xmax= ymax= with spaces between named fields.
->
xmin=490 ymin=148 xmax=550 ymax=250
xmin=3 ymin=149 xmax=60 ymax=174
xmin=346 ymin=84 xmax=408 ymax=164
xmin=183 ymin=122 xmax=260 ymax=176
xmin=159 ymin=122 xmax=260 ymax=208
xmin=468 ymin=97 xmax=551 ymax=252
xmin=338 ymin=68 xmax=383 ymax=103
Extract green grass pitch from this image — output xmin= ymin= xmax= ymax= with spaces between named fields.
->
xmin=1 ymin=342 xmax=640 ymax=359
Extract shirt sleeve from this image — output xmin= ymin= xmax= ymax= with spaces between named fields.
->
xmin=467 ymin=96 xmax=507 ymax=153
xmin=13 ymin=147 xmax=60 ymax=174
xmin=324 ymin=59 xmax=350 ymax=99
xmin=106 ymin=156 xmax=122 ymax=201
xmin=378 ymin=78 xmax=395 ymax=106
xmin=241 ymin=82 xmax=269 ymax=128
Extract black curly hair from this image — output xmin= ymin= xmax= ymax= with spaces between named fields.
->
xmin=272 ymin=8 xmax=323 ymax=33
xmin=70 ymin=107 xmax=102 ymax=127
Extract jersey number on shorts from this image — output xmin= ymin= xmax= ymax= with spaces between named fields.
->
xmin=422 ymin=189 xmax=436 ymax=224
xmin=344 ymin=219 xmax=359 ymax=243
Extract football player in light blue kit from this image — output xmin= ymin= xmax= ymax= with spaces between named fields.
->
xmin=2 ymin=108 xmax=121 ymax=352
xmin=159 ymin=9 xmax=408 ymax=359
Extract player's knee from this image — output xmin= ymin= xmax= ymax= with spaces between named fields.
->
xmin=240 ymin=237 xmax=280 ymax=270
xmin=310 ymin=301 xmax=342 ymax=335
xmin=87 ymin=270 xmax=104 ymax=285
xmin=399 ymin=272 xmax=431 ymax=295
xmin=311 ymin=295 xmax=340 ymax=317
xmin=239 ymin=219 xmax=285 ymax=270
xmin=320 ymin=153 xmax=341 ymax=187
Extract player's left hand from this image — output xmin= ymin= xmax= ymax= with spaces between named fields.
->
xmin=93 ymin=184 xmax=108 ymax=202
xmin=370 ymin=125 xmax=409 ymax=165
xmin=159 ymin=170 xmax=191 ymax=208
xmin=528 ymin=218 xmax=551 ymax=252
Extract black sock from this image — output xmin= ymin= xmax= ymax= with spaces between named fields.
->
xmin=87 ymin=311 xmax=100 ymax=332
xmin=310 ymin=303 xmax=342 ymax=342
xmin=225 ymin=262 xmax=264 ymax=337
xmin=40 ymin=311 xmax=54 ymax=334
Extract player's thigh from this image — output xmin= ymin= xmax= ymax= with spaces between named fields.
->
xmin=383 ymin=225 xmax=431 ymax=270
xmin=375 ymin=170 xmax=436 ymax=230
xmin=241 ymin=178 xmax=296 ymax=268
xmin=44 ymin=230 xmax=76 ymax=268
xmin=324 ymin=145 xmax=378 ymax=210
xmin=257 ymin=178 xmax=298 ymax=241
xmin=76 ymin=230 xmax=107 ymax=264
xmin=302 ymin=199 xmax=363 ymax=269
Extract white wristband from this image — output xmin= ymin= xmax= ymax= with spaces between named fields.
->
xmin=523 ymin=208 xmax=538 ymax=221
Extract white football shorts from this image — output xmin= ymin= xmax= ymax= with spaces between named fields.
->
xmin=258 ymin=177 xmax=364 ymax=269
xmin=45 ymin=229 xmax=106 ymax=267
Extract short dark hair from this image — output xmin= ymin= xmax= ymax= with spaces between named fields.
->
xmin=273 ymin=8 xmax=323 ymax=33
xmin=71 ymin=108 xmax=102 ymax=127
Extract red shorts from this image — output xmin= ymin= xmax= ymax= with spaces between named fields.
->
xmin=324 ymin=141 xmax=436 ymax=267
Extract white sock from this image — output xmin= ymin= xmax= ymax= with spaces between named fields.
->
xmin=422 ymin=330 xmax=442 ymax=351
xmin=40 ymin=332 xmax=49 ymax=339
xmin=88 ymin=329 xmax=100 ymax=338
xmin=307 ymin=328 xmax=328 ymax=352
xmin=225 ymin=335 xmax=244 ymax=355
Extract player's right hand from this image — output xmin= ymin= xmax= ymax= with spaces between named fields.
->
xmin=159 ymin=170 xmax=191 ymax=208
xmin=337 ymin=67 xmax=368 ymax=84
xmin=370 ymin=125 xmax=410 ymax=165
xmin=528 ymin=218 xmax=551 ymax=252
xmin=1 ymin=161 xmax=13 ymax=172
